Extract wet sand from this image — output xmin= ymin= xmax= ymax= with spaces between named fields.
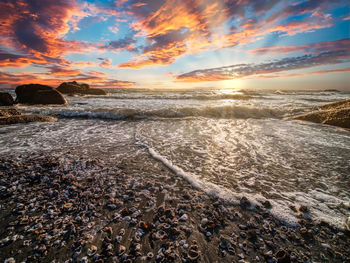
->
xmin=0 ymin=149 xmax=349 ymax=263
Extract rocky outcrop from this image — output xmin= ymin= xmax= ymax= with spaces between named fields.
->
xmin=0 ymin=108 xmax=57 ymax=125
xmin=0 ymin=92 xmax=14 ymax=106
xmin=286 ymin=99 xmax=350 ymax=129
xmin=15 ymin=84 xmax=67 ymax=105
xmin=83 ymin=88 xmax=107 ymax=95
xmin=57 ymin=81 xmax=89 ymax=94
xmin=318 ymin=99 xmax=350 ymax=110
xmin=57 ymin=81 xmax=107 ymax=95
xmin=0 ymin=108 xmax=21 ymax=117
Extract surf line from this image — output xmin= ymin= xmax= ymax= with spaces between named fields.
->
xmin=133 ymin=124 xmax=299 ymax=227
xmin=133 ymin=124 xmax=242 ymax=203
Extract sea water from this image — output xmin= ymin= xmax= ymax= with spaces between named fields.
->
xmin=1 ymin=88 xmax=349 ymax=228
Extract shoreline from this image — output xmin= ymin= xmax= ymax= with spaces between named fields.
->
xmin=0 ymin=151 xmax=349 ymax=262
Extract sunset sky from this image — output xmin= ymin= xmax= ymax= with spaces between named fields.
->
xmin=0 ymin=0 xmax=349 ymax=90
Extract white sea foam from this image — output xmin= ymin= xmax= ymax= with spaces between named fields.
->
xmin=134 ymin=117 xmax=350 ymax=229
xmin=135 ymin=127 xmax=299 ymax=226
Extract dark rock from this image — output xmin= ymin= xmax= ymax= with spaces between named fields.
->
xmin=275 ymin=249 xmax=291 ymax=263
xmin=0 ymin=92 xmax=14 ymax=106
xmin=83 ymin=88 xmax=107 ymax=95
xmin=263 ymin=200 xmax=272 ymax=208
xmin=56 ymin=81 xmax=89 ymax=94
xmin=240 ymin=196 xmax=250 ymax=208
xmin=298 ymin=205 xmax=308 ymax=213
xmin=323 ymin=89 xmax=339 ymax=92
xmin=15 ymin=84 xmax=67 ymax=105
xmin=57 ymin=81 xmax=106 ymax=95
xmin=247 ymin=229 xmax=257 ymax=240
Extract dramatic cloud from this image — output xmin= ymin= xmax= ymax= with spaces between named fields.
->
xmin=0 ymin=0 xmax=93 ymax=56
xmin=250 ymin=39 xmax=350 ymax=54
xmin=176 ymin=50 xmax=350 ymax=82
xmin=0 ymin=0 xmax=135 ymax=87
xmin=117 ymin=0 xmax=343 ymax=68
xmin=0 ymin=0 xmax=348 ymax=88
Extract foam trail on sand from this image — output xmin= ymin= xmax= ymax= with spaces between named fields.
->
xmin=135 ymin=127 xmax=298 ymax=226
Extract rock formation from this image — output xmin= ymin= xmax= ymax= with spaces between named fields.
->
xmin=15 ymin=84 xmax=67 ymax=105
xmin=57 ymin=81 xmax=107 ymax=95
xmin=0 ymin=92 xmax=14 ymax=106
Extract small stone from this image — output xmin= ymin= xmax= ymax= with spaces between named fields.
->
xmin=115 ymin=235 xmax=122 ymax=243
xmin=263 ymin=200 xmax=272 ymax=208
xmin=299 ymin=205 xmax=308 ymax=213
xmin=201 ymin=218 xmax=208 ymax=226
xmin=321 ymin=243 xmax=331 ymax=250
xmin=180 ymin=214 xmax=188 ymax=221
xmin=240 ymin=196 xmax=250 ymax=208
xmin=238 ymin=253 xmax=245 ymax=259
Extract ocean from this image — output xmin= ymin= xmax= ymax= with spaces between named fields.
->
xmin=1 ymin=88 xmax=349 ymax=229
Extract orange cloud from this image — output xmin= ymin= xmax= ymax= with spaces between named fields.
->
xmin=118 ymin=0 xmax=339 ymax=68
xmin=0 ymin=1 xmax=137 ymax=88
xmin=119 ymin=41 xmax=187 ymax=68
xmin=0 ymin=0 xmax=106 ymax=73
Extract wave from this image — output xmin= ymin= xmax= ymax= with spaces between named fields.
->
xmin=49 ymin=104 xmax=286 ymax=121
xmin=301 ymin=98 xmax=337 ymax=102
xmin=88 ymin=93 xmax=253 ymax=100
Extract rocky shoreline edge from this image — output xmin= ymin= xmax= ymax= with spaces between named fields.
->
xmin=0 ymin=108 xmax=57 ymax=125
xmin=0 ymin=152 xmax=349 ymax=263
xmin=286 ymin=99 xmax=350 ymax=129
xmin=0 ymin=81 xmax=108 ymax=126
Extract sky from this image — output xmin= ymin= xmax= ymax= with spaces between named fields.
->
xmin=0 ymin=0 xmax=350 ymax=90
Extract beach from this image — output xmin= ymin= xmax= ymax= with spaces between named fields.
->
xmin=1 ymin=150 xmax=349 ymax=262
xmin=1 ymin=88 xmax=350 ymax=262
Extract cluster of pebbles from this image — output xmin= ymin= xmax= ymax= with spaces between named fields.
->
xmin=0 ymin=152 xmax=349 ymax=262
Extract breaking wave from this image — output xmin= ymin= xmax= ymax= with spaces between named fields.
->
xmin=48 ymin=104 xmax=287 ymax=121
xmin=89 ymin=93 xmax=253 ymax=100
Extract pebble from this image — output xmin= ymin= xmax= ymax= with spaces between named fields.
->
xmin=179 ymin=214 xmax=188 ymax=221
xmin=0 ymin=154 xmax=348 ymax=263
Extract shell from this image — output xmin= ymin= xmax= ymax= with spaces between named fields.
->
xmin=87 ymin=245 xmax=97 ymax=257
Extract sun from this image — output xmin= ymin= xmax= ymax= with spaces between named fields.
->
xmin=220 ymin=79 xmax=245 ymax=91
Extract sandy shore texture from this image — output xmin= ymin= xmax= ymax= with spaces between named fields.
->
xmin=0 ymin=150 xmax=349 ymax=263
